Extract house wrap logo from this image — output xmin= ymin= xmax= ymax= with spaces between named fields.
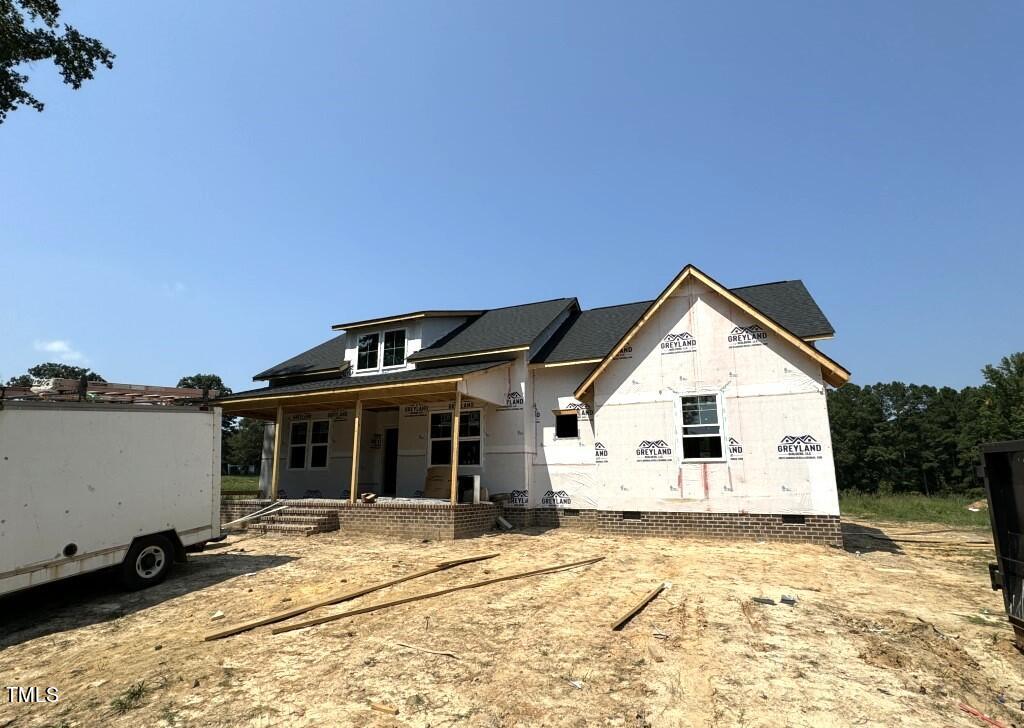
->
xmin=728 ymin=437 xmax=743 ymax=459
xmin=777 ymin=435 xmax=823 ymax=459
xmin=660 ymin=332 xmax=697 ymax=354
xmin=614 ymin=345 xmax=633 ymax=360
xmin=402 ymin=403 xmax=427 ymax=418
xmin=595 ymin=441 xmax=608 ymax=463
xmin=447 ymin=399 xmax=477 ymax=410
xmin=567 ymin=401 xmax=590 ymax=420
xmin=509 ymin=489 xmax=529 ymax=506
xmin=636 ymin=439 xmax=673 ymax=462
xmin=541 ymin=489 xmax=572 ymax=506
xmin=727 ymin=324 xmax=768 ymax=348
xmin=497 ymin=391 xmax=524 ymax=412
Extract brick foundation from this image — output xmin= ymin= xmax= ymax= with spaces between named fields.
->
xmin=222 ymin=499 xmax=840 ymax=546
xmin=502 ymin=508 xmax=842 ymax=547
xmin=221 ymin=498 xmax=498 ymax=540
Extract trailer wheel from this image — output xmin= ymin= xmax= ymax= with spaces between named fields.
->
xmin=120 ymin=535 xmax=173 ymax=590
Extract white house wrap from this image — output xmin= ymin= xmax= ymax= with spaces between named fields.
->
xmin=219 ymin=264 xmax=849 ymax=544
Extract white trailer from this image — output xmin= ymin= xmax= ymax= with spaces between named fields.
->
xmin=0 ymin=400 xmax=221 ymax=596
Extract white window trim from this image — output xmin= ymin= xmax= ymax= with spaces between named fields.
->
xmin=428 ymin=408 xmax=482 ymax=467
xmin=286 ymin=417 xmax=331 ymax=470
xmin=354 ymin=327 xmax=408 ymax=373
xmin=381 ymin=328 xmax=408 ymax=370
xmin=355 ymin=331 xmax=381 ymax=372
xmin=678 ymin=394 xmax=727 ymax=463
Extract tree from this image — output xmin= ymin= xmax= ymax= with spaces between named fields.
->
xmin=827 ymin=351 xmax=1024 ymax=495
xmin=178 ymin=374 xmax=235 ymax=471
xmin=1 ymin=0 xmax=114 ymax=123
xmin=225 ymin=418 xmax=266 ymax=473
xmin=176 ymin=373 xmax=230 ymax=398
xmin=6 ymin=361 xmax=105 ymax=386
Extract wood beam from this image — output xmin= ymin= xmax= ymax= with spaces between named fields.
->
xmin=350 ymin=399 xmax=362 ymax=503
xmin=270 ymin=405 xmax=283 ymax=500
xmin=450 ymin=390 xmax=461 ymax=504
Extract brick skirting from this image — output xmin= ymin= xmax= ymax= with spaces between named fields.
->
xmin=222 ymin=499 xmax=840 ymax=546
xmin=221 ymin=498 xmax=498 ymax=540
xmin=503 ymin=508 xmax=842 ymax=547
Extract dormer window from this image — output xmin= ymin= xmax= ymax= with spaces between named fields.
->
xmin=355 ymin=328 xmax=407 ymax=371
xmin=357 ymin=333 xmax=379 ymax=370
xmin=383 ymin=329 xmax=406 ymax=367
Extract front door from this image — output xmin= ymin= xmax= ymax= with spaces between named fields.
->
xmin=382 ymin=428 xmax=399 ymax=496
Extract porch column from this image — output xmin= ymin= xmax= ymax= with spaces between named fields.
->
xmin=450 ymin=390 xmax=461 ymax=504
xmin=270 ymin=405 xmax=283 ymax=500
xmin=350 ymin=399 xmax=362 ymax=503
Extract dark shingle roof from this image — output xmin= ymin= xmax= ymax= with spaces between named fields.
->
xmin=408 ymin=298 xmax=577 ymax=362
xmin=224 ymin=361 xmax=509 ymax=401
xmin=532 ymin=301 xmax=653 ymax=364
xmin=530 ymin=281 xmax=833 ymax=364
xmin=254 ymin=334 xmax=349 ymax=380
xmin=730 ymin=280 xmax=834 ymax=338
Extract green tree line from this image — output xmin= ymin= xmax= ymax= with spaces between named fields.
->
xmin=827 ymin=352 xmax=1024 ymax=494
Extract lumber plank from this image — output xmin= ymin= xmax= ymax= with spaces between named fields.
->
xmin=271 ymin=556 xmax=605 ymax=635
xmin=203 ymin=552 xmax=498 ymax=641
xmin=611 ymin=582 xmax=667 ymax=631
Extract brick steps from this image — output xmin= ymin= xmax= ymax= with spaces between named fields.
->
xmin=244 ymin=506 xmax=340 ymax=536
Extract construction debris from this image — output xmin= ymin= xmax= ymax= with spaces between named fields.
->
xmin=203 ymin=553 xmax=500 ymax=641
xmin=611 ymin=582 xmax=668 ymax=631
xmin=958 ymin=701 xmax=1008 ymax=728
xmin=780 ymin=594 xmax=799 ymax=606
xmin=751 ymin=597 xmax=776 ymax=606
xmin=370 ymin=702 xmax=399 ymax=715
xmin=272 ymin=556 xmax=605 ymax=635
xmin=496 ymin=516 xmax=514 ymax=531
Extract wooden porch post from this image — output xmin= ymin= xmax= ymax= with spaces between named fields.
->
xmin=450 ymin=390 xmax=461 ymax=504
xmin=270 ymin=405 xmax=283 ymax=500
xmin=350 ymin=399 xmax=362 ymax=503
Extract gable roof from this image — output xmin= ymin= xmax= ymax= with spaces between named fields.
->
xmin=408 ymin=298 xmax=577 ymax=363
xmin=731 ymin=280 xmax=834 ymax=339
xmin=332 ymin=309 xmax=483 ymax=331
xmin=253 ymin=334 xmax=350 ymax=381
xmin=531 ymin=301 xmax=653 ymax=365
xmin=573 ymin=265 xmax=850 ymax=396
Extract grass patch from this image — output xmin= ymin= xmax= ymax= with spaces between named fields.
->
xmin=222 ymin=475 xmax=260 ymax=494
xmin=839 ymin=492 xmax=991 ymax=527
xmin=110 ymin=682 xmax=148 ymax=713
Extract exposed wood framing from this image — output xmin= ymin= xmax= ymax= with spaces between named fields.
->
xmin=270 ymin=405 xmax=284 ymax=500
xmin=450 ymin=390 xmax=461 ymax=504
xmin=350 ymin=399 xmax=362 ymax=503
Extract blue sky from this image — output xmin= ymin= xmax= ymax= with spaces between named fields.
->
xmin=1 ymin=1 xmax=1021 ymax=393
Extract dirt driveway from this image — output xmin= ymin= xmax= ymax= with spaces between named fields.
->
xmin=1 ymin=522 xmax=1021 ymax=728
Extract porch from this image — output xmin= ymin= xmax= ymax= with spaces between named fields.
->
xmin=218 ymin=361 xmax=517 ymax=509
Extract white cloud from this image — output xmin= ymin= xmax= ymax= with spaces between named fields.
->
xmin=33 ymin=339 xmax=87 ymax=364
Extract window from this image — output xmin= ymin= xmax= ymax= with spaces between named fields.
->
xmin=357 ymin=332 xmax=379 ymax=370
xmin=288 ymin=421 xmax=308 ymax=469
xmin=555 ymin=413 xmax=579 ymax=439
xmin=310 ymin=420 xmax=330 ymax=468
xmin=383 ymin=329 xmax=406 ymax=367
xmin=288 ymin=419 xmax=330 ymax=469
xmin=681 ymin=395 xmax=723 ymax=460
xmin=429 ymin=409 xmax=481 ymax=466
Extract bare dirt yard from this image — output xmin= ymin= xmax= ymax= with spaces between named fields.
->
xmin=2 ymin=521 xmax=1022 ymax=728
